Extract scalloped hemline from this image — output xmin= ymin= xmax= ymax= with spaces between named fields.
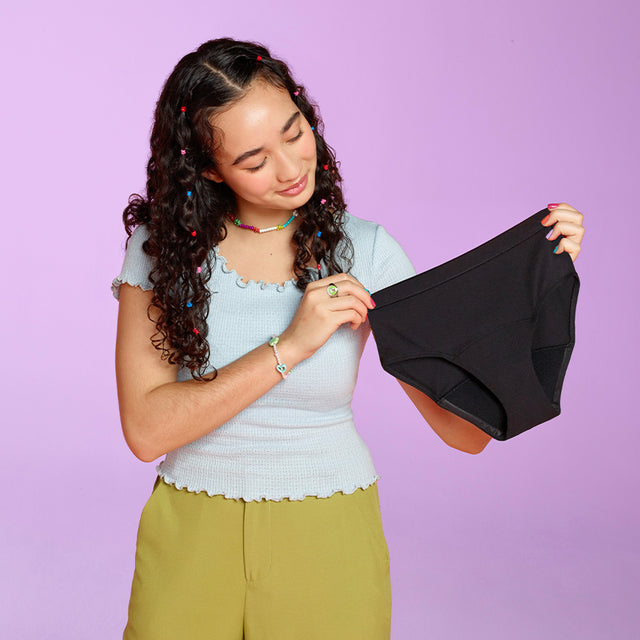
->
xmin=214 ymin=248 xmax=299 ymax=293
xmin=111 ymin=276 xmax=154 ymax=300
xmin=154 ymin=469 xmax=381 ymax=502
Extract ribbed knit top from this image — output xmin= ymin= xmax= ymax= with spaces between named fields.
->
xmin=111 ymin=212 xmax=416 ymax=502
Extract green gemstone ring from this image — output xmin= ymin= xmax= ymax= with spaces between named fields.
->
xmin=326 ymin=283 xmax=339 ymax=297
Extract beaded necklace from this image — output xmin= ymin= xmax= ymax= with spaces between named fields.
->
xmin=224 ymin=209 xmax=323 ymax=280
xmin=227 ymin=211 xmax=297 ymax=234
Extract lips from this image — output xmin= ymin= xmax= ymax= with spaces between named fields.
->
xmin=277 ymin=173 xmax=308 ymax=196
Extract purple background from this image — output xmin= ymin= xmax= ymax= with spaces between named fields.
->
xmin=2 ymin=0 xmax=638 ymax=637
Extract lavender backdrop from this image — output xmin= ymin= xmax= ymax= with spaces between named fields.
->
xmin=2 ymin=0 xmax=638 ymax=638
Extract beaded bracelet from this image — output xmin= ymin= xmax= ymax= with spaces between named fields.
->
xmin=268 ymin=335 xmax=292 ymax=379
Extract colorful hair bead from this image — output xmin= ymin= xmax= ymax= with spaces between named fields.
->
xmin=180 ymin=106 xmax=186 ymax=112
xmin=311 ymin=126 xmax=315 ymax=131
xmin=193 ymin=328 xmax=199 ymax=335
xmin=191 ymin=230 xmax=197 ymax=237
xmin=323 ymin=164 xmax=329 ymax=170
xmin=320 ymin=198 xmax=326 ymax=205
xmin=317 ymin=231 xmax=322 ymax=237
xmin=293 ymin=90 xmax=299 ymax=96
xmin=180 ymin=149 xmax=186 ymax=155
xmin=196 ymin=266 xmax=202 ymax=273
xmin=186 ymin=301 xmax=193 ymax=308
xmin=256 ymin=55 xmax=262 ymax=61
xmin=187 ymin=190 xmax=192 ymax=196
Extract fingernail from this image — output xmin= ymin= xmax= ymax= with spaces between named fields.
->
xmin=553 ymin=245 xmax=559 ymax=253
xmin=545 ymin=229 xmax=553 ymax=239
xmin=370 ymin=297 xmax=376 ymax=308
xmin=547 ymin=203 xmax=559 ymax=209
xmin=541 ymin=214 xmax=550 ymax=225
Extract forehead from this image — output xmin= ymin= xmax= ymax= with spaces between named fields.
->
xmin=211 ymin=80 xmax=296 ymax=154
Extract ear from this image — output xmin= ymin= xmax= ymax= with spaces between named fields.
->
xmin=202 ymin=168 xmax=224 ymax=183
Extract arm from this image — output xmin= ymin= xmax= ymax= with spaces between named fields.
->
xmin=397 ymin=380 xmax=492 ymax=454
xmin=115 ymin=275 xmax=373 ymax=463
xmin=115 ymin=284 xmax=305 ymax=462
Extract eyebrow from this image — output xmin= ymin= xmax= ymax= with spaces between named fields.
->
xmin=231 ymin=111 xmax=301 ymax=166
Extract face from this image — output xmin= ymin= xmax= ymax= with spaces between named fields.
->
xmin=204 ymin=80 xmax=317 ymax=221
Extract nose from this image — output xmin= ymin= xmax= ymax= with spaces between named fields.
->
xmin=274 ymin=146 xmax=301 ymax=184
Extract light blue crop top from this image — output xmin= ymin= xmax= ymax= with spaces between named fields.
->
xmin=111 ymin=212 xmax=416 ymax=502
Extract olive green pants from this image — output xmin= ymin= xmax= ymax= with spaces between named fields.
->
xmin=123 ymin=476 xmax=392 ymax=639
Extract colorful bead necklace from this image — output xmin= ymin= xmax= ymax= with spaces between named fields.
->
xmin=227 ymin=211 xmax=298 ymax=234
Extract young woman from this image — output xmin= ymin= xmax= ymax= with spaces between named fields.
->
xmin=112 ymin=37 xmax=585 ymax=639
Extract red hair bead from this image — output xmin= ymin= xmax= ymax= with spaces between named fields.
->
xmin=191 ymin=230 xmax=197 ymax=236
xmin=256 ymin=55 xmax=262 ymax=61
xmin=193 ymin=328 xmax=199 ymax=335
xmin=323 ymin=164 xmax=329 ymax=170
xmin=180 ymin=106 xmax=186 ymax=112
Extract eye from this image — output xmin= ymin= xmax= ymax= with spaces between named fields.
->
xmin=246 ymin=159 xmax=266 ymax=173
xmin=288 ymin=129 xmax=303 ymax=143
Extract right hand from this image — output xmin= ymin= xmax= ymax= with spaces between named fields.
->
xmin=279 ymin=273 xmax=375 ymax=361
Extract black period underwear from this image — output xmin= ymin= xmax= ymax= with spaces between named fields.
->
xmin=368 ymin=209 xmax=580 ymax=441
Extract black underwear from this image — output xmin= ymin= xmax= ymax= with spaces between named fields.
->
xmin=368 ymin=209 xmax=580 ymax=441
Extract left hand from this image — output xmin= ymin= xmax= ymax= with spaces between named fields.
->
xmin=541 ymin=203 xmax=585 ymax=263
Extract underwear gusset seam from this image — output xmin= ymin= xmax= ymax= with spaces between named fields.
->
xmin=381 ymin=336 xmax=576 ymax=369
xmin=373 ymin=220 xmax=552 ymax=310
xmin=383 ymin=366 xmax=506 ymax=440
xmin=380 ymin=328 xmax=573 ymax=403
xmin=381 ymin=336 xmax=573 ymax=420
xmin=380 ymin=350 xmax=505 ymax=408
xmin=380 ymin=315 xmax=536 ymax=364
xmin=382 ymin=353 xmax=563 ymax=440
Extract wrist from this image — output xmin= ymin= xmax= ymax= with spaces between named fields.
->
xmin=268 ymin=335 xmax=293 ymax=379
xmin=274 ymin=330 xmax=311 ymax=367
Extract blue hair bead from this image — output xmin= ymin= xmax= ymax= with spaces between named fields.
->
xmin=187 ymin=190 xmax=192 ymax=197
xmin=311 ymin=126 xmax=315 ymax=131
xmin=317 ymin=231 xmax=322 ymax=237
xmin=187 ymin=301 xmax=193 ymax=307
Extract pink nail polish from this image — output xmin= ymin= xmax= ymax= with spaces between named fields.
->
xmin=547 ymin=203 xmax=559 ymax=209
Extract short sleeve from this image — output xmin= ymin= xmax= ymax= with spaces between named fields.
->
xmin=111 ymin=224 xmax=155 ymax=300
xmin=371 ymin=225 xmax=416 ymax=293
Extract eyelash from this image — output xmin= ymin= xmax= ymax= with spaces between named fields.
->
xmin=246 ymin=129 xmax=304 ymax=172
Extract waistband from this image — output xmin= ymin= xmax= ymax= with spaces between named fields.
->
xmin=372 ymin=208 xmax=552 ymax=308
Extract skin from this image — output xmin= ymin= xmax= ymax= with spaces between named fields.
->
xmin=204 ymin=82 xmax=588 ymax=454
xmin=115 ymin=79 xmax=587 ymax=461
xmin=203 ymin=80 xmax=317 ymax=227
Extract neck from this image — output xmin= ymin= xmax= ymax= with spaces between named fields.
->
xmin=231 ymin=207 xmax=297 ymax=229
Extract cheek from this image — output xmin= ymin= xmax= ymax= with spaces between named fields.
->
xmin=301 ymin=134 xmax=318 ymax=162
xmin=229 ymin=172 xmax=271 ymax=197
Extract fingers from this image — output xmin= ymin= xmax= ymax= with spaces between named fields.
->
xmin=545 ymin=220 xmax=585 ymax=243
xmin=542 ymin=204 xmax=585 ymax=228
xmin=541 ymin=203 xmax=585 ymax=264
xmin=309 ymin=273 xmax=375 ymax=310
xmin=326 ymin=294 xmax=370 ymax=326
xmin=553 ymin=236 xmax=581 ymax=262
xmin=300 ymin=273 xmax=373 ymax=332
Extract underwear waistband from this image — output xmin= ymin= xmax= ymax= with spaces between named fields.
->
xmin=372 ymin=208 xmax=553 ymax=308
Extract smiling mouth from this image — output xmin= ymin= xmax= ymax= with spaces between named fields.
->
xmin=278 ymin=174 xmax=308 ymax=195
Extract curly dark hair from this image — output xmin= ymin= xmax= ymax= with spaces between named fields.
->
xmin=120 ymin=37 xmax=354 ymax=381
